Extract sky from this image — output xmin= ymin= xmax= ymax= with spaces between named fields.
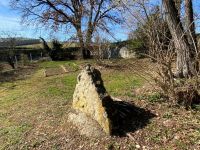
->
xmin=0 ymin=0 xmax=128 ymax=41
xmin=0 ymin=0 xmax=69 ymax=41
xmin=0 ymin=0 xmax=200 ymax=41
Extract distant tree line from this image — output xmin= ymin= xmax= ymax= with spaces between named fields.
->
xmin=0 ymin=38 xmax=40 ymax=47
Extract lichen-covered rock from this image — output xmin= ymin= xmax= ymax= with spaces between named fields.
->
xmin=72 ymin=64 xmax=112 ymax=135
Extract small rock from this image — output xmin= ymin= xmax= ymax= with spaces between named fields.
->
xmin=163 ymin=120 xmax=174 ymax=127
xmin=174 ymin=135 xmax=180 ymax=140
xmin=136 ymin=144 xmax=141 ymax=149
xmin=142 ymin=146 xmax=149 ymax=150
xmin=68 ymin=110 xmax=106 ymax=138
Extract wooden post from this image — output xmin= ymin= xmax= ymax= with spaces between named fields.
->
xmin=30 ymin=53 xmax=33 ymax=62
xmin=14 ymin=55 xmax=18 ymax=68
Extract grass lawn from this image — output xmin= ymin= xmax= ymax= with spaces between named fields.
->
xmin=0 ymin=59 xmax=199 ymax=150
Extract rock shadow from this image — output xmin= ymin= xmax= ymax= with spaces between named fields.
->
xmin=102 ymin=96 xmax=156 ymax=136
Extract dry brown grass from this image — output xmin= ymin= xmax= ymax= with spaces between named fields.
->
xmin=0 ymin=59 xmax=199 ymax=150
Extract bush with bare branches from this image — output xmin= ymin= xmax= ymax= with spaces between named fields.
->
xmin=121 ymin=0 xmax=200 ymax=108
xmin=146 ymin=19 xmax=200 ymax=109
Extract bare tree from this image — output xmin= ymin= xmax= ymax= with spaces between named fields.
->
xmin=11 ymin=0 xmax=122 ymax=59
xmin=93 ymin=33 xmax=111 ymax=60
xmin=121 ymin=0 xmax=170 ymax=58
xmin=118 ymin=0 xmax=200 ymax=107
xmin=185 ymin=0 xmax=197 ymax=57
xmin=163 ymin=0 xmax=196 ymax=78
xmin=122 ymin=0 xmax=197 ymax=77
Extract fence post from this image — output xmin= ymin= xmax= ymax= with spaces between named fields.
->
xmin=14 ymin=55 xmax=18 ymax=67
xmin=30 ymin=53 xmax=33 ymax=62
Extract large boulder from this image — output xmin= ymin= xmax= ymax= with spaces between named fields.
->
xmin=72 ymin=64 xmax=112 ymax=135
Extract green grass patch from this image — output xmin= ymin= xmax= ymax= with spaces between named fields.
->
xmin=39 ymin=59 xmax=95 ymax=69
xmin=39 ymin=61 xmax=77 ymax=68
xmin=175 ymin=140 xmax=188 ymax=150
xmin=103 ymin=72 xmax=144 ymax=97
xmin=163 ymin=112 xmax=173 ymax=119
xmin=192 ymin=104 xmax=200 ymax=111
xmin=0 ymin=123 xmax=32 ymax=149
xmin=41 ymin=72 xmax=77 ymax=100
xmin=137 ymin=93 xmax=162 ymax=103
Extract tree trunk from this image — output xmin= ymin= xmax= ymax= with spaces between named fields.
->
xmin=76 ymin=27 xmax=91 ymax=59
xmin=163 ymin=0 xmax=196 ymax=78
xmin=85 ymin=24 xmax=94 ymax=48
xmin=40 ymin=37 xmax=51 ymax=54
xmin=76 ymin=27 xmax=87 ymax=59
xmin=85 ymin=3 xmax=94 ymax=59
xmin=185 ymin=0 xmax=197 ymax=57
xmin=174 ymin=0 xmax=182 ymax=16
xmin=84 ymin=25 xmax=93 ymax=59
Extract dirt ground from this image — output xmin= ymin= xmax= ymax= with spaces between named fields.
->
xmin=0 ymin=59 xmax=199 ymax=150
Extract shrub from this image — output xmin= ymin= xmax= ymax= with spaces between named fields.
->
xmin=41 ymin=39 xmax=76 ymax=61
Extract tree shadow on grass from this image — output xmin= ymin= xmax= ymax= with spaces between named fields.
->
xmin=0 ymin=65 xmax=37 ymax=83
xmin=102 ymin=97 xmax=156 ymax=136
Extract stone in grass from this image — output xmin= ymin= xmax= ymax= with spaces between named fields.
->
xmin=70 ymin=64 xmax=112 ymax=137
xmin=68 ymin=109 xmax=106 ymax=138
xmin=44 ymin=67 xmax=65 ymax=77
